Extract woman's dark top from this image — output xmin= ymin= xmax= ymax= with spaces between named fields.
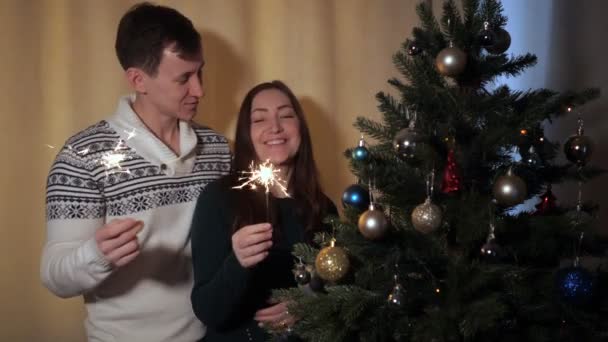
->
xmin=190 ymin=179 xmax=336 ymax=341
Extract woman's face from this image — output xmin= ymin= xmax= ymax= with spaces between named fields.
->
xmin=249 ymin=88 xmax=301 ymax=168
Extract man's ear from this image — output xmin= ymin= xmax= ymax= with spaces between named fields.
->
xmin=125 ymin=67 xmax=147 ymax=94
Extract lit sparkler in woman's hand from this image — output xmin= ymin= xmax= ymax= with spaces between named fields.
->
xmin=233 ymin=160 xmax=290 ymax=221
xmin=233 ymin=160 xmax=290 ymax=197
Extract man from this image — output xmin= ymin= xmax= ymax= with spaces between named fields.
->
xmin=40 ymin=3 xmax=231 ymax=341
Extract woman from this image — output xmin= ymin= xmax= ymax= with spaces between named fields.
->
xmin=190 ymin=80 xmax=336 ymax=341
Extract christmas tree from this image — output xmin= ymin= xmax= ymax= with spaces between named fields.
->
xmin=275 ymin=1 xmax=607 ymax=341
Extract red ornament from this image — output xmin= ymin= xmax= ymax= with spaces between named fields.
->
xmin=441 ymin=149 xmax=462 ymax=193
xmin=534 ymin=186 xmax=557 ymax=215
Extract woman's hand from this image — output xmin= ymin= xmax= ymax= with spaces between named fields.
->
xmin=254 ymin=301 xmax=296 ymax=331
xmin=231 ymin=223 xmax=273 ymax=268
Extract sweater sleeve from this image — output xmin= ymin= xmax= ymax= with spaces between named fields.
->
xmin=190 ymin=181 xmax=253 ymax=329
xmin=40 ymin=145 xmax=113 ymax=298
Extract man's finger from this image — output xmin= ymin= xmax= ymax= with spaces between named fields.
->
xmin=99 ymin=224 xmax=143 ymax=254
xmin=96 ymin=219 xmax=142 ymax=241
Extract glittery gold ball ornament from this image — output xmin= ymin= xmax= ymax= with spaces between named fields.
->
xmin=358 ymin=204 xmax=389 ymax=240
xmin=435 ymin=45 xmax=467 ymax=77
xmin=315 ymin=239 xmax=350 ymax=282
xmin=411 ymin=198 xmax=442 ymax=234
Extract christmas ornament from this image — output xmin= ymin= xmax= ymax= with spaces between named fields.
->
xmin=480 ymin=223 xmax=502 ymax=262
xmin=342 ymin=184 xmax=370 ymax=211
xmin=293 ymin=258 xmax=311 ymax=285
xmin=521 ymin=146 xmax=541 ymax=167
xmin=534 ymin=185 xmax=557 ymax=215
xmin=485 ymin=27 xmax=511 ymax=54
xmin=412 ymin=172 xmax=442 ymax=234
xmin=387 ymin=274 xmax=405 ymax=307
xmin=393 ymin=119 xmax=426 ymax=163
xmin=441 ymin=148 xmax=462 ymax=193
xmin=492 ymin=167 xmax=527 ymax=206
xmin=412 ymin=198 xmax=442 ymax=234
xmin=478 ymin=21 xmax=495 ymax=46
xmin=407 ymin=41 xmax=423 ymax=56
xmin=358 ymin=203 xmax=389 ymax=240
xmin=315 ymin=238 xmax=350 ymax=282
xmin=351 ymin=136 xmax=370 ymax=162
xmin=564 ymin=118 xmax=593 ymax=166
xmin=555 ymin=263 xmax=595 ymax=306
xmin=435 ymin=42 xmax=467 ymax=77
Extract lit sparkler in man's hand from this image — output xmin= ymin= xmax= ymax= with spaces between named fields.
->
xmin=232 ymin=159 xmax=290 ymax=220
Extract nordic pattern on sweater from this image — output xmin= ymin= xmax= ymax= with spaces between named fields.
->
xmin=46 ymin=120 xmax=231 ymax=220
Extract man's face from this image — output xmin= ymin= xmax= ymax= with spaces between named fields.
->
xmin=141 ymin=46 xmax=205 ymax=121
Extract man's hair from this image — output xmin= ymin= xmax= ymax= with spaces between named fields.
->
xmin=115 ymin=2 xmax=201 ymax=76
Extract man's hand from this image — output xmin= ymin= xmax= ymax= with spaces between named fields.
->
xmin=95 ymin=218 xmax=143 ymax=267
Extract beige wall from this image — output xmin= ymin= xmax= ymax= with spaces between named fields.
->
xmin=0 ymin=1 xmax=420 ymax=340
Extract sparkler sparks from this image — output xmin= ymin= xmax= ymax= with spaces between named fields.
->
xmin=233 ymin=160 xmax=290 ymax=197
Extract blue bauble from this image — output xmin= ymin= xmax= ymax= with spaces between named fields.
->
xmin=342 ymin=184 xmax=370 ymax=211
xmin=555 ymin=266 xmax=595 ymax=306
xmin=352 ymin=146 xmax=370 ymax=161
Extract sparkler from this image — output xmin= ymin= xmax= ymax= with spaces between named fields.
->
xmin=46 ymin=128 xmax=138 ymax=177
xmin=232 ymin=159 xmax=290 ymax=220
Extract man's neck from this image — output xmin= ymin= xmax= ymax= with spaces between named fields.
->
xmin=132 ymin=97 xmax=181 ymax=156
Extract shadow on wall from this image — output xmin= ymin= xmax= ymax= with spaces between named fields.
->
xmin=546 ymin=1 xmax=608 ymax=230
xmin=195 ymin=29 xmax=247 ymax=144
xmin=300 ymin=96 xmax=342 ymax=206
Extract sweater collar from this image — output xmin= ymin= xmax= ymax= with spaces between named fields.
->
xmin=106 ymin=95 xmax=198 ymax=176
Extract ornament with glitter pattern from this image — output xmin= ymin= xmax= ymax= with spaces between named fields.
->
xmin=441 ymin=148 xmax=462 ymax=193
xmin=315 ymin=239 xmax=350 ymax=282
xmin=555 ymin=265 xmax=595 ymax=306
xmin=411 ymin=198 xmax=442 ymax=234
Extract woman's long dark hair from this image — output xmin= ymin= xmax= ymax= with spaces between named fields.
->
xmin=228 ymin=80 xmax=331 ymax=235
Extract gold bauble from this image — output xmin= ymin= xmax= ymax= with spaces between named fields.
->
xmin=411 ymin=198 xmax=442 ymax=234
xmin=315 ymin=239 xmax=350 ymax=282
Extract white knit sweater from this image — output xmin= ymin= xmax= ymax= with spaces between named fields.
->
xmin=41 ymin=95 xmax=231 ymax=342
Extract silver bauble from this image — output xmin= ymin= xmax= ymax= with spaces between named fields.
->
xmin=493 ymin=169 xmax=527 ymax=206
xmin=358 ymin=204 xmax=389 ymax=240
xmin=411 ymin=198 xmax=442 ymax=234
xmin=435 ymin=46 xmax=467 ymax=77
xmin=394 ymin=127 xmax=425 ymax=162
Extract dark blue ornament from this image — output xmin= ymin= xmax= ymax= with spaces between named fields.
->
xmin=352 ymin=146 xmax=370 ymax=161
xmin=555 ymin=266 xmax=595 ymax=306
xmin=342 ymin=184 xmax=370 ymax=211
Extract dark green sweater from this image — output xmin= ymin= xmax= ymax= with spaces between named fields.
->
xmin=190 ymin=179 xmax=336 ymax=342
